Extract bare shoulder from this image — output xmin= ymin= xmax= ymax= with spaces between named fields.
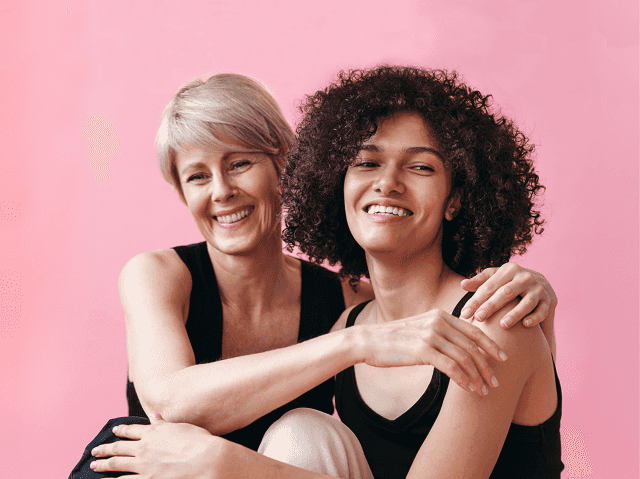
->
xmin=474 ymin=300 xmax=549 ymax=369
xmin=119 ymin=249 xmax=192 ymax=302
xmin=340 ymin=277 xmax=374 ymax=309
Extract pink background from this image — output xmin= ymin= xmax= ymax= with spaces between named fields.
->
xmin=1 ymin=1 xmax=638 ymax=477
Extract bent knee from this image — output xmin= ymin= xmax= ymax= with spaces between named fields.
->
xmin=258 ymin=408 xmax=370 ymax=478
xmin=258 ymin=408 xmax=338 ymax=460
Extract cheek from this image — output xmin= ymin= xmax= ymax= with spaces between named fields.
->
xmin=183 ymin=191 xmax=205 ymax=217
xmin=254 ymin=176 xmax=281 ymax=218
xmin=343 ymin=173 xmax=360 ymax=212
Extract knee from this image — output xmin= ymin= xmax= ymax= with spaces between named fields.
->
xmin=258 ymin=408 xmax=336 ymax=462
xmin=258 ymin=408 xmax=371 ymax=479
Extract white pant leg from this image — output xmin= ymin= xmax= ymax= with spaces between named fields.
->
xmin=258 ymin=408 xmax=374 ymax=479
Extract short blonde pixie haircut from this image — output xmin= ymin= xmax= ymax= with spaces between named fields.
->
xmin=156 ymin=73 xmax=295 ymax=203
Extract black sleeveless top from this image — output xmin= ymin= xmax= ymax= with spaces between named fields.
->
xmin=127 ymin=242 xmax=345 ymax=451
xmin=336 ymin=293 xmax=564 ymax=479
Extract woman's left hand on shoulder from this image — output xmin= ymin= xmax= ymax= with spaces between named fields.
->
xmin=459 ymin=263 xmax=557 ymax=329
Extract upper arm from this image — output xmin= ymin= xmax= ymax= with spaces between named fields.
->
xmin=407 ymin=302 xmax=542 ymax=479
xmin=119 ymin=250 xmax=196 ymax=407
xmin=340 ymin=277 xmax=374 ymax=309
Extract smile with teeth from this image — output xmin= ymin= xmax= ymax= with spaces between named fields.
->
xmin=366 ymin=205 xmax=413 ymax=217
xmin=215 ymin=207 xmax=254 ymax=224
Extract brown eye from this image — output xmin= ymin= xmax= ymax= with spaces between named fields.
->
xmin=353 ymin=160 xmax=379 ymax=168
xmin=411 ymin=165 xmax=435 ymax=172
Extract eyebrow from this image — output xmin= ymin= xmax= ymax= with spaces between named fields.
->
xmin=180 ymin=161 xmax=207 ymax=176
xmin=359 ymin=144 xmax=444 ymax=160
xmin=179 ymin=150 xmax=267 ymax=176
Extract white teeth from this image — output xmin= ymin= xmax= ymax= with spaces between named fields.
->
xmin=366 ymin=205 xmax=411 ymax=217
xmin=217 ymin=209 xmax=251 ymax=224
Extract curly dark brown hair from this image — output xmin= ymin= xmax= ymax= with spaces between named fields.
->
xmin=282 ymin=66 xmax=544 ymax=285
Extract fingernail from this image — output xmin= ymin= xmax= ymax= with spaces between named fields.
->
xmin=524 ymin=319 xmax=532 ymax=327
xmin=112 ymin=426 xmax=119 ymax=433
xmin=475 ymin=309 xmax=487 ymax=321
xmin=152 ymin=412 xmax=162 ymax=419
xmin=499 ymin=350 xmax=508 ymax=361
xmin=90 ymin=462 xmax=97 ymax=470
xmin=491 ymin=375 xmax=499 ymax=387
xmin=501 ymin=317 xmax=513 ymax=328
xmin=461 ymin=307 xmax=472 ymax=319
xmin=91 ymin=447 xmax=98 ymax=456
xmin=482 ymin=384 xmax=489 ymax=396
xmin=461 ymin=279 xmax=469 ymax=288
xmin=468 ymin=382 xmax=476 ymax=392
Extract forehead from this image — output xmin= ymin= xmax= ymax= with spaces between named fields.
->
xmin=363 ymin=112 xmax=438 ymax=148
xmin=176 ymin=143 xmax=264 ymax=163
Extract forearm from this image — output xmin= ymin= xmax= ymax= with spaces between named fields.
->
xmin=141 ymin=328 xmax=361 ymax=434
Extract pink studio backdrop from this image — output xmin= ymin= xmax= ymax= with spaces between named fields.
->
xmin=1 ymin=1 xmax=637 ymax=477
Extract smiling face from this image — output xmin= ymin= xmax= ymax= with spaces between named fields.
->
xmin=343 ymin=112 xmax=460 ymax=261
xmin=176 ymin=144 xmax=282 ymax=256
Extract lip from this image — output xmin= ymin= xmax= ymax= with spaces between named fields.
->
xmin=213 ymin=206 xmax=255 ymax=229
xmin=213 ymin=205 xmax=254 ymax=219
xmin=363 ymin=201 xmax=414 ymax=217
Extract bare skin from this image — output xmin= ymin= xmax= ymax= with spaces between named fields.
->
xmin=125 ymin=143 xmax=557 ymax=435
xmin=92 ymin=114 xmax=558 ymax=479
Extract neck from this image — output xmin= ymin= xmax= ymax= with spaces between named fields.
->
xmin=206 ymin=231 xmax=298 ymax=315
xmin=366 ymin=247 xmax=462 ymax=322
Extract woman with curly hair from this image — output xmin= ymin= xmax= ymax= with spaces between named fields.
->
xmin=266 ymin=66 xmax=561 ymax=478
xmin=86 ymin=68 xmax=560 ymax=479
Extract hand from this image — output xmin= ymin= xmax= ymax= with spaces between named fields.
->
xmin=357 ymin=309 xmax=508 ymax=397
xmin=91 ymin=413 xmax=219 ymax=478
xmin=460 ymin=263 xmax=558 ymax=329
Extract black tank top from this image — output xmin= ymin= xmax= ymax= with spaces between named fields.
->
xmin=127 ymin=241 xmax=345 ymax=451
xmin=335 ymin=293 xmax=564 ymax=479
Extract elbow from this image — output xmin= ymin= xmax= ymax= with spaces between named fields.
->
xmin=139 ymin=379 xmax=198 ymax=424
xmin=141 ymin=380 xmax=240 ymax=434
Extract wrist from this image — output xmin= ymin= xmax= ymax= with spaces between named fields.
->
xmin=342 ymin=324 xmax=369 ymax=365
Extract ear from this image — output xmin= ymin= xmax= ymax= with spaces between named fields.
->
xmin=445 ymin=191 xmax=461 ymax=221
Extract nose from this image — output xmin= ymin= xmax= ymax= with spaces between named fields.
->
xmin=210 ymin=170 xmax=237 ymax=203
xmin=373 ymin=165 xmax=405 ymax=195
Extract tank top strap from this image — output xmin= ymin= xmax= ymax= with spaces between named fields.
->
xmin=344 ymin=301 xmax=371 ymax=328
xmin=172 ymin=242 xmax=218 ymax=292
xmin=298 ymin=261 xmax=347 ymax=341
xmin=452 ymin=291 xmax=474 ymax=318
xmin=173 ymin=242 xmax=224 ymax=364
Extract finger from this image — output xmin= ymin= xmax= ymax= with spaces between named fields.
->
xmin=429 ymin=353 xmax=482 ymax=396
xmin=440 ymin=327 xmax=497 ymax=391
xmin=463 ymin=265 xmax=532 ymax=321
xmin=499 ymin=291 xmax=546 ymax=328
xmin=460 ymin=268 xmax=515 ymax=319
xmin=460 ymin=267 xmax=499 ymax=292
xmin=517 ymin=299 xmax=550 ymax=328
xmin=472 ymin=282 xmax=531 ymax=323
xmin=90 ymin=456 xmax=138 ymax=474
xmin=92 ymin=440 xmax=136 ymax=458
xmin=447 ymin=315 xmax=508 ymax=363
xmin=112 ymin=423 xmax=148 ymax=440
xmin=436 ymin=338 xmax=491 ymax=396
